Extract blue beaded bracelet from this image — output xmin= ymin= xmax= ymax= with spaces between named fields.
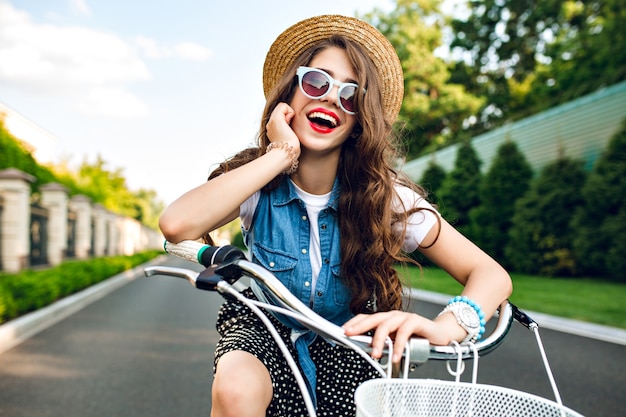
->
xmin=448 ymin=296 xmax=487 ymax=341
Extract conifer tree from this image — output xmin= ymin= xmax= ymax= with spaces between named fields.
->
xmin=572 ymin=120 xmax=626 ymax=281
xmin=470 ymin=141 xmax=533 ymax=265
xmin=437 ymin=141 xmax=482 ymax=238
xmin=418 ymin=159 xmax=447 ymax=205
xmin=506 ymin=157 xmax=587 ymax=275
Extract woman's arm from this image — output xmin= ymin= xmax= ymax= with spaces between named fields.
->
xmin=159 ymin=103 xmax=300 ymax=243
xmin=343 ymin=218 xmax=512 ymax=362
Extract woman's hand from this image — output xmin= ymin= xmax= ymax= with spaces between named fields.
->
xmin=343 ymin=310 xmax=465 ymax=364
xmin=266 ymin=102 xmax=300 ymax=152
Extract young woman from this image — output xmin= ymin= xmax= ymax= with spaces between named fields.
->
xmin=159 ymin=15 xmax=512 ymax=417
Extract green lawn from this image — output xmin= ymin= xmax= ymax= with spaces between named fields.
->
xmin=400 ymin=266 xmax=626 ymax=330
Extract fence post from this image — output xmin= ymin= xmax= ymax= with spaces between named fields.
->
xmin=92 ymin=204 xmax=107 ymax=257
xmin=69 ymin=195 xmax=92 ymax=259
xmin=40 ymin=183 xmax=69 ymax=266
xmin=0 ymin=168 xmax=35 ymax=272
xmin=106 ymin=212 xmax=119 ymax=256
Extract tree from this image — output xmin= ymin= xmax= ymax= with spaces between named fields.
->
xmin=572 ymin=119 xmax=626 ymax=281
xmin=450 ymin=0 xmax=626 ymax=133
xmin=506 ymin=156 xmax=587 ymax=276
xmin=1 ymin=121 xmax=163 ymax=230
xmin=436 ymin=140 xmax=482 ymax=237
xmin=418 ymin=159 xmax=447 ymax=205
xmin=0 ymin=119 xmax=57 ymax=190
xmin=470 ymin=140 xmax=533 ymax=265
xmin=365 ymin=0 xmax=484 ymax=158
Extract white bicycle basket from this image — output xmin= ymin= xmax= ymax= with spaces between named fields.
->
xmin=355 ymin=325 xmax=585 ymax=417
xmin=355 ymin=378 xmax=584 ymax=417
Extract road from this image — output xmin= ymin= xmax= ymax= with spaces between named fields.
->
xmin=0 ymin=255 xmax=623 ymax=416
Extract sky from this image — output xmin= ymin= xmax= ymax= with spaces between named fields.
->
xmin=0 ymin=0 xmax=405 ymax=205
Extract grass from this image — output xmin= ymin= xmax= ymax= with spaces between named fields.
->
xmin=400 ymin=266 xmax=626 ymax=330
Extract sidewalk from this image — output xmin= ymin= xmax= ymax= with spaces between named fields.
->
xmin=1 ymin=256 xmax=625 ymax=356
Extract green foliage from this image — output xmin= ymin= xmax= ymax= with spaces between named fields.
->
xmin=418 ymin=159 xmax=447 ymax=205
xmin=231 ymin=230 xmax=245 ymax=251
xmin=365 ymin=0 xmax=484 ymax=158
xmin=470 ymin=141 xmax=533 ymax=265
xmin=0 ymin=251 xmax=161 ymax=324
xmin=449 ymin=0 xmax=626 ymax=134
xmin=436 ymin=140 xmax=482 ymax=237
xmin=0 ymin=120 xmax=163 ymax=230
xmin=0 ymin=120 xmax=58 ymax=191
xmin=573 ymin=119 xmax=626 ymax=281
xmin=506 ymin=157 xmax=587 ymax=276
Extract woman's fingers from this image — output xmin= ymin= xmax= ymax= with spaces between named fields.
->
xmin=267 ymin=103 xmax=299 ymax=146
xmin=344 ymin=312 xmax=433 ymax=363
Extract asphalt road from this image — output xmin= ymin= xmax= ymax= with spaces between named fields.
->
xmin=0 ymin=255 xmax=623 ymax=416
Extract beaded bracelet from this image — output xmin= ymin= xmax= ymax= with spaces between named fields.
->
xmin=439 ymin=296 xmax=486 ymax=343
xmin=266 ymin=141 xmax=299 ymax=175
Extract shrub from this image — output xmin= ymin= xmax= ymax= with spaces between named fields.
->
xmin=506 ymin=157 xmax=587 ymax=276
xmin=0 ymin=251 xmax=161 ymax=324
xmin=572 ymin=118 xmax=626 ymax=281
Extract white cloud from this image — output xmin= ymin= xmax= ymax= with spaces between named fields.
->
xmin=0 ymin=2 xmax=150 ymax=117
xmin=135 ymin=35 xmax=213 ymax=62
xmin=77 ymin=87 xmax=149 ymax=118
xmin=173 ymin=42 xmax=213 ymax=61
xmin=71 ymin=0 xmax=92 ymax=16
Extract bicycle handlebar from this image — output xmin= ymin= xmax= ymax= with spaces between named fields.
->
xmin=148 ymin=240 xmax=528 ymax=365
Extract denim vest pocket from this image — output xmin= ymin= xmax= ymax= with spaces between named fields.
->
xmin=330 ymin=264 xmax=352 ymax=307
xmin=252 ymin=242 xmax=298 ymax=289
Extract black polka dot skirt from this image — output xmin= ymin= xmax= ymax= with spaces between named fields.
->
xmin=214 ymin=288 xmax=381 ymax=416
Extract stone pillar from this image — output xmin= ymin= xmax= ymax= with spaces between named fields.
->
xmin=0 ymin=168 xmax=35 ymax=272
xmin=106 ymin=212 xmax=119 ymax=256
xmin=69 ymin=195 xmax=92 ymax=259
xmin=92 ymin=204 xmax=107 ymax=257
xmin=40 ymin=183 xmax=69 ymax=266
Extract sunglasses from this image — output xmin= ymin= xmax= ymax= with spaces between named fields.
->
xmin=296 ymin=66 xmax=362 ymax=115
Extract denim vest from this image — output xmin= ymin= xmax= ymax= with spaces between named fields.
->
xmin=243 ymin=176 xmax=353 ymax=406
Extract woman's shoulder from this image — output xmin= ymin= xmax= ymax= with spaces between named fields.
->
xmin=392 ymin=180 xmax=435 ymax=210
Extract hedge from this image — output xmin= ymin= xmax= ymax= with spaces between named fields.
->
xmin=0 ymin=251 xmax=161 ymax=325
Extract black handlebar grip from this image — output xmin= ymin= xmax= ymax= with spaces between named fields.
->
xmin=198 ymin=245 xmax=246 ymax=267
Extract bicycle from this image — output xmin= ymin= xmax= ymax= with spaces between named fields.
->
xmin=144 ymin=240 xmax=585 ymax=417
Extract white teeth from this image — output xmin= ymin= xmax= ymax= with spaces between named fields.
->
xmin=308 ymin=111 xmax=338 ymax=127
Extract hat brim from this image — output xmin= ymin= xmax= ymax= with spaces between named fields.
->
xmin=263 ymin=14 xmax=403 ymax=124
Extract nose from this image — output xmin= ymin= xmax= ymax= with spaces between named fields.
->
xmin=321 ymin=82 xmax=342 ymax=109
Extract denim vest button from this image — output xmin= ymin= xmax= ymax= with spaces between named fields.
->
xmin=246 ymin=177 xmax=353 ymax=328
xmin=269 ymin=261 xmax=275 ymax=267
xmin=317 ymin=291 xmax=323 ymax=297
xmin=302 ymin=215 xmax=307 ymax=221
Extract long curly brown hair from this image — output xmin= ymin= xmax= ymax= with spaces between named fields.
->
xmin=205 ymin=35 xmax=437 ymax=314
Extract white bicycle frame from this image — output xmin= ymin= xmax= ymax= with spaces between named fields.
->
xmin=144 ymin=242 xmax=583 ymax=417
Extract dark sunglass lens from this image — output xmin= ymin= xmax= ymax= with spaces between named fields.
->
xmin=339 ymin=86 xmax=357 ymax=113
xmin=302 ymin=71 xmax=330 ymax=97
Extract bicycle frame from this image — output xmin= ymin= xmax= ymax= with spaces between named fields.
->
xmin=143 ymin=241 xmax=583 ymax=417
xmin=145 ymin=258 xmax=515 ymax=365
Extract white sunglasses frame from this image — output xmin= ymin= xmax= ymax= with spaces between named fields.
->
xmin=296 ymin=66 xmax=361 ymax=115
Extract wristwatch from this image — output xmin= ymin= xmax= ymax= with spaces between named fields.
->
xmin=440 ymin=302 xmax=481 ymax=343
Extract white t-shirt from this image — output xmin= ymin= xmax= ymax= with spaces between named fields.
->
xmin=240 ymin=180 xmax=439 ymax=284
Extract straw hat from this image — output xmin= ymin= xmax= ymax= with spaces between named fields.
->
xmin=263 ymin=14 xmax=404 ymax=124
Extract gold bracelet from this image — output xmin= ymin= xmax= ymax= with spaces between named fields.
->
xmin=266 ymin=142 xmax=299 ymax=175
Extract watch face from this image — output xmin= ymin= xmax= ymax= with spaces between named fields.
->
xmin=459 ymin=305 xmax=480 ymax=328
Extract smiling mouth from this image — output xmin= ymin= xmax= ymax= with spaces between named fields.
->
xmin=308 ymin=111 xmax=339 ymax=129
